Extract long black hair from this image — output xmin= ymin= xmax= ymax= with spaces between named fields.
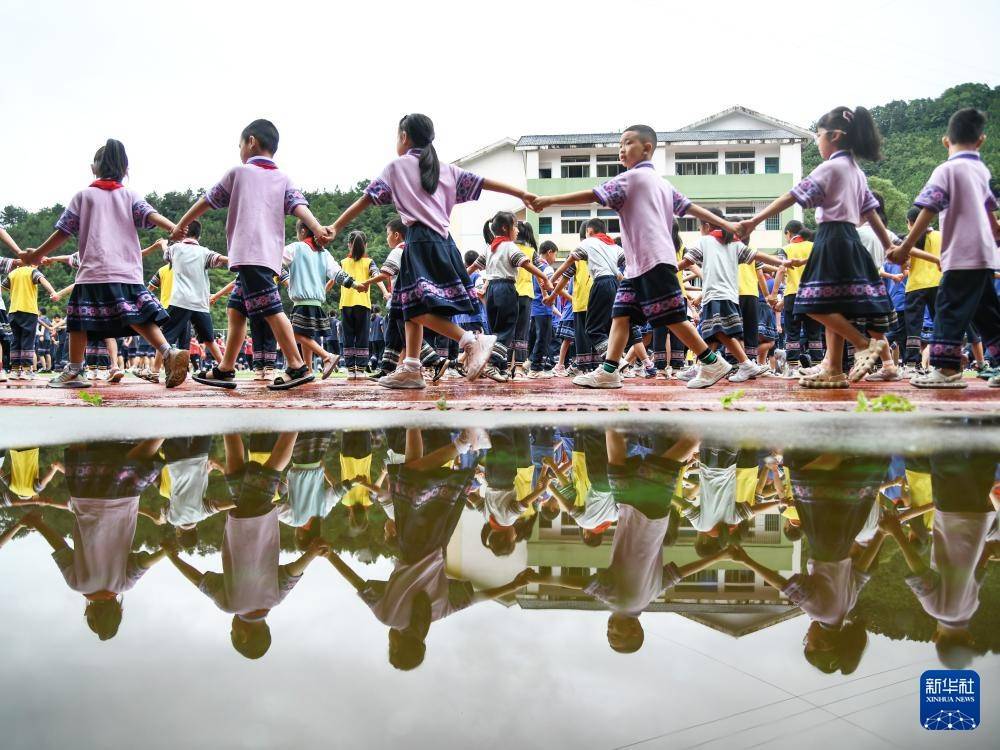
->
xmin=704 ymin=207 xmax=734 ymax=243
xmin=482 ymin=219 xmax=495 ymax=244
xmin=489 ymin=212 xmax=517 ymax=240
xmin=347 ymin=230 xmax=367 ymax=260
xmin=94 ymin=139 xmax=128 ymax=181
xmin=816 ymin=106 xmax=883 ymax=162
xmin=516 ymin=221 xmax=538 ymax=251
xmin=399 ymin=114 xmax=440 ymax=194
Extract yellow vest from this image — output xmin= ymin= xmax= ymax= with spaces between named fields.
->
xmin=514 ymin=466 xmax=535 ymax=503
xmin=783 ymin=241 xmax=813 ymax=296
xmin=9 ymin=448 xmax=39 ymax=498
xmin=905 ymin=470 xmax=932 ymax=508
xmin=515 ymin=244 xmax=535 ymax=297
xmin=340 ymin=256 xmax=373 ymax=309
xmin=571 ymin=451 xmax=590 ymax=506
xmin=736 ymin=467 xmax=758 ymax=505
xmin=571 ymin=260 xmax=592 ymax=313
xmin=156 ymin=265 xmax=174 ymax=307
xmin=907 ymin=230 xmax=943 ymax=292
xmin=340 ymin=454 xmax=372 ymax=506
xmin=738 ymin=263 xmax=758 ymax=297
xmin=7 ymin=267 xmax=40 ymax=315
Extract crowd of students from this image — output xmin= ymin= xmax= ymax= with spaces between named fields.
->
xmin=2 ymin=426 xmax=997 ymax=671
xmin=0 ymin=106 xmax=997 ymax=391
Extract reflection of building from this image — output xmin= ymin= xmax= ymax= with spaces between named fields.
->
xmin=446 ymin=504 xmax=804 ymax=636
xmin=451 ymin=106 xmax=813 ymax=254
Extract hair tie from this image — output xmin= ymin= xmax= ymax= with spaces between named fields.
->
xmin=843 ymin=109 xmax=855 ymax=124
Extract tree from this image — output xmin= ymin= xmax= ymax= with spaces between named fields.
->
xmin=867 ymin=176 xmax=909 ymax=234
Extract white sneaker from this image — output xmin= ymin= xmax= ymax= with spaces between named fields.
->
xmin=728 ymin=361 xmax=759 ymax=383
xmin=455 ymin=427 xmax=492 ymax=452
xmin=660 ymin=366 xmax=674 ymax=380
xmin=686 ymin=358 xmax=734 ymax=389
xmin=910 ymin=368 xmax=966 ymax=389
xmin=573 ymin=367 xmax=623 ymax=389
xmin=526 ymin=369 xmax=554 ymax=379
xmin=0 ymin=370 xmax=7 ymax=383
xmin=865 ymin=365 xmax=902 ymax=382
xmin=377 ymin=368 xmax=426 ymax=389
xmin=676 ymin=364 xmax=699 ymax=382
xmin=550 ymin=365 xmax=568 ymax=377
xmin=463 ymin=334 xmax=497 ymax=381
xmin=483 ymin=365 xmax=508 ymax=382
xmin=443 ymin=367 xmax=463 ymax=380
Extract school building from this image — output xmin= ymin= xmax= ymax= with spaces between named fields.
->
xmin=450 ymin=106 xmax=813 ymax=254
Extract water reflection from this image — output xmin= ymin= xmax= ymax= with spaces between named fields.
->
xmin=2 ymin=426 xmax=998 ymax=675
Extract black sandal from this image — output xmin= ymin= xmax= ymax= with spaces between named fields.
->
xmin=268 ymin=365 xmax=315 ymax=391
xmin=192 ymin=366 xmax=238 ymax=389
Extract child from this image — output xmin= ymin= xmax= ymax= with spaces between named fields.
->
xmin=22 ymin=140 xmax=188 ymax=389
xmin=327 ymin=114 xmax=536 ymax=389
xmin=769 ymin=222 xmax=822 ymax=375
xmin=678 ymin=211 xmax=786 ymax=383
xmin=0 ymin=255 xmax=23 ymax=382
xmin=890 ymin=108 xmax=1000 ymax=388
xmin=531 ymin=124 xmax=739 ymax=389
xmin=172 ymin=119 xmax=326 ymax=391
xmin=366 ymin=218 xmax=445 ymax=379
xmin=1 ymin=263 xmax=57 ymax=378
xmin=511 ymin=222 xmax=539 ymax=379
xmin=146 ymin=220 xmax=229 ymax=383
xmin=284 ymin=220 xmax=358 ymax=379
xmin=338 ymin=231 xmax=381 ymax=377
xmin=549 ymin=218 xmax=626 ymax=371
xmin=469 ymin=212 xmax=552 ymax=381
xmin=901 ymin=206 xmax=943 ymax=372
xmin=527 ymin=241 xmax=558 ymax=378
xmin=738 ymin=107 xmax=895 ymax=388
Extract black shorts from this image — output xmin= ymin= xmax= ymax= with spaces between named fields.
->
xmin=612 ymin=264 xmax=688 ymax=328
xmin=163 ymin=307 xmax=215 ymax=344
xmin=227 ymin=265 xmax=284 ymax=320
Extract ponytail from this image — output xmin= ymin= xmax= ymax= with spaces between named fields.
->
xmin=816 ymin=106 xmax=883 ymax=162
xmin=399 ymin=114 xmax=440 ymax=194
xmin=516 ymin=221 xmax=538 ymax=251
xmin=705 ymin=207 xmax=734 ymax=243
xmin=94 ymin=138 xmax=129 ymax=181
xmin=489 ymin=211 xmax=517 ymax=240
xmin=347 ymin=230 xmax=367 ymax=261
xmin=482 ymin=219 xmax=495 ymax=244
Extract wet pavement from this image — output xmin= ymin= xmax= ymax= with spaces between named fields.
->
xmin=1 ymin=374 xmax=999 ymax=413
xmin=1 ymin=423 xmax=998 ymax=749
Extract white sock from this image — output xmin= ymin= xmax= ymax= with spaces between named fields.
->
xmin=402 ymin=357 xmax=421 ymax=371
xmin=459 ymin=331 xmax=475 ymax=349
xmin=643 ymin=358 xmax=654 ymax=368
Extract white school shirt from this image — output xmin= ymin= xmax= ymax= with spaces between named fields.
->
xmin=482 ymin=485 xmax=523 ymax=526
xmin=791 ymin=151 xmax=879 ymax=225
xmin=474 ymin=241 xmax=528 ymax=282
xmin=684 ymin=236 xmax=757 ymax=305
xmin=913 ymin=152 xmax=999 ymax=272
xmin=905 ymin=509 xmax=996 ymax=627
xmin=570 ymin=237 xmax=625 ymax=279
xmin=569 ymin=490 xmax=619 ymax=530
xmin=54 ymin=497 xmax=146 ymax=594
xmin=278 ymin=465 xmax=344 ymax=527
xmin=164 ymin=240 xmax=226 ymax=312
xmin=164 ymin=455 xmax=213 ymax=527
xmin=583 ymin=505 xmax=682 ymax=616
xmin=856 ymin=224 xmax=902 ymax=269
xmin=381 ymin=243 xmax=405 ymax=278
xmin=784 ymin=558 xmax=871 ymax=629
xmin=683 ymin=464 xmax=755 ymax=532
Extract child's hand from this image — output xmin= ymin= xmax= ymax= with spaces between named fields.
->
xmin=324 ymin=225 xmax=338 ymax=244
xmin=887 ymin=245 xmax=909 ymax=265
xmin=354 ymin=281 xmax=369 ymax=293
xmin=313 ymin=226 xmax=332 ymax=247
xmin=49 ymin=292 xmax=59 ymax=302
xmin=308 ymin=538 xmax=331 ymax=555
xmin=541 ymin=278 xmax=554 ymax=293
xmin=21 ymin=248 xmax=42 ymax=266
xmin=522 ymin=193 xmax=540 ymax=212
xmin=19 ymin=510 xmax=42 ymax=528
xmin=726 ymin=544 xmax=749 ymax=563
xmin=160 ymin=537 xmax=180 ymax=556
xmin=513 ymin=568 xmax=538 ymax=586
xmin=736 ymin=219 xmax=756 ymax=241
xmin=169 ymin=224 xmax=188 ymax=243
xmin=878 ymin=507 xmax=902 ymax=535
xmin=41 ymin=256 xmax=56 ymax=267
xmin=531 ymin=196 xmax=551 ymax=212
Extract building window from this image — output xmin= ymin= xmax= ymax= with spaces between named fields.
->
xmin=560 ymin=209 xmax=590 ymax=235
xmin=675 ymin=151 xmax=718 ymax=176
xmin=596 ymin=209 xmax=620 ymax=233
xmin=725 ymin=151 xmax=756 ymax=175
xmin=765 ymin=216 xmax=781 ymax=231
xmin=560 ymin=155 xmax=590 ymax=179
xmin=726 ymin=206 xmax=755 ymax=219
xmin=538 ymin=217 xmax=552 ymax=234
xmin=764 ymin=156 xmax=779 ymax=174
xmin=677 ymin=217 xmax=700 ymax=232
xmin=596 ymin=155 xmax=626 ymax=178
xmin=538 ymin=167 xmax=552 ymax=179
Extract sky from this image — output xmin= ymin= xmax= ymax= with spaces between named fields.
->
xmin=2 ymin=0 xmax=999 ymax=211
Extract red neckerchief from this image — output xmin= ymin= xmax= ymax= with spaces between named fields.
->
xmin=594 ymin=233 xmax=616 ymax=245
xmin=90 ymin=179 xmax=123 ymax=191
xmin=488 ymin=515 xmax=510 ymax=530
xmin=709 ymin=230 xmax=727 ymax=242
xmin=590 ymin=521 xmax=613 ymax=534
xmin=303 ymin=237 xmax=321 ymax=252
xmin=790 ymin=235 xmax=805 ymax=243
xmin=490 ymin=237 xmax=508 ymax=253
xmin=248 ymin=157 xmax=277 ymax=170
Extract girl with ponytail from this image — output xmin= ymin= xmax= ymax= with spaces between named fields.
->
xmin=339 ymin=230 xmax=381 ymax=377
xmin=326 ymin=113 xmax=540 ymax=390
xmin=23 ymin=139 xmax=190 ymax=390
xmin=736 ymin=106 xmax=897 ymax=389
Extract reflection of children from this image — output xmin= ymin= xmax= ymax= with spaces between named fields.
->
xmin=544 ymin=430 xmax=619 ymax=547
xmin=327 ymin=427 xmax=529 ymax=670
xmin=480 ymin=428 xmax=544 ymax=555
xmin=880 ymin=449 xmax=997 ymax=668
xmin=277 ymin=432 xmax=347 ymax=549
xmin=160 ymin=436 xmax=229 ymax=550
xmin=531 ymin=429 xmax=727 ymax=653
xmin=24 ymin=440 xmax=167 ymax=640
xmin=164 ymin=432 xmax=327 ymax=660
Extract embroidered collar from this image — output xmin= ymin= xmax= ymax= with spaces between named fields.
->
xmin=406 ymin=148 xmax=423 ymax=157
xmin=948 ymin=152 xmax=981 ymax=161
xmin=828 ymin=150 xmax=851 ymax=161
xmin=89 ymin=179 xmax=123 ymax=191
xmin=181 ymin=238 xmax=199 ymax=245
xmin=632 ymin=161 xmax=655 ymax=170
xmin=247 ymin=156 xmax=277 ymax=170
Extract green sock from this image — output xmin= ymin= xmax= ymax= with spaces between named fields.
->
xmin=602 ymin=360 xmax=617 ymax=374
xmin=698 ymin=350 xmax=718 ymax=364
